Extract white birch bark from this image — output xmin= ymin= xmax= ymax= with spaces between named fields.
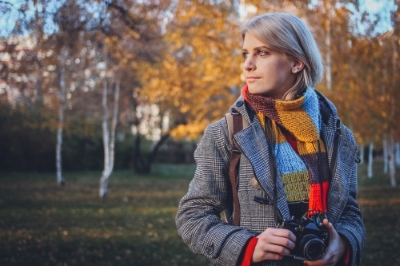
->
xmin=395 ymin=142 xmax=400 ymax=168
xmin=383 ymin=137 xmax=388 ymax=174
xmin=325 ymin=0 xmax=332 ymax=91
xmin=359 ymin=144 xmax=364 ymax=165
xmin=56 ymin=48 xmax=67 ymax=186
xmin=109 ymin=80 xmax=120 ymax=175
xmin=367 ymin=141 xmax=374 ymax=178
xmin=388 ymin=137 xmax=397 ymax=187
xmin=388 ymin=37 xmax=397 ymax=186
xmin=99 ymin=78 xmax=120 ymax=198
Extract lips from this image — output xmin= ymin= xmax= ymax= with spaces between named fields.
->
xmin=246 ymin=76 xmax=260 ymax=82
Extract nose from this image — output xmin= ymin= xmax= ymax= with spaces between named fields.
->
xmin=243 ymin=55 xmax=256 ymax=72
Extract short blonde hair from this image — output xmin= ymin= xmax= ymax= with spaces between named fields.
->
xmin=241 ymin=13 xmax=324 ymax=100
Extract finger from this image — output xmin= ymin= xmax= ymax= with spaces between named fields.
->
xmin=323 ymin=219 xmax=337 ymax=238
xmin=253 ymin=247 xmax=283 ymax=262
xmin=261 ymin=252 xmax=283 ymax=261
xmin=258 ymin=234 xmax=296 ymax=250
xmin=303 ymin=259 xmax=324 ymax=266
xmin=259 ymin=228 xmax=296 ymax=244
xmin=269 ymin=228 xmax=297 ymax=242
xmin=263 ymin=243 xmax=292 ymax=256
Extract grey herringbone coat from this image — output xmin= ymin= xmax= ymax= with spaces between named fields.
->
xmin=176 ymin=93 xmax=365 ymax=266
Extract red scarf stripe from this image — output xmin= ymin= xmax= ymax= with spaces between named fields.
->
xmin=242 ymin=86 xmax=283 ymax=125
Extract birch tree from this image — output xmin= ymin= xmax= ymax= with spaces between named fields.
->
xmin=383 ymin=136 xmax=388 ymax=174
xmin=55 ymin=47 xmax=67 ymax=185
xmin=395 ymin=143 xmax=400 ymax=168
xmin=323 ymin=0 xmax=333 ymax=91
xmin=359 ymin=144 xmax=364 ymax=165
xmin=368 ymin=141 xmax=374 ymax=178
xmin=99 ymin=73 xmax=120 ymax=198
xmin=388 ymin=137 xmax=397 ymax=187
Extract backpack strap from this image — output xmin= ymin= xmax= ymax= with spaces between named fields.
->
xmin=330 ymin=119 xmax=347 ymax=177
xmin=225 ymin=109 xmax=248 ymax=226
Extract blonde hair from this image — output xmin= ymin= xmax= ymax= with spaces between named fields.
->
xmin=241 ymin=13 xmax=324 ymax=100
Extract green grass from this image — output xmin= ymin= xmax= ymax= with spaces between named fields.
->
xmin=0 ymin=164 xmax=210 ymax=266
xmin=0 ymin=162 xmax=399 ymax=265
xmin=356 ymin=161 xmax=400 ymax=266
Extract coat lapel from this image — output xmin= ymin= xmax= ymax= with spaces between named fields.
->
xmin=233 ymin=118 xmax=291 ymax=221
xmin=322 ymin=121 xmax=351 ymax=224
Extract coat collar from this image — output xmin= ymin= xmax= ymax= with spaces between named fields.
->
xmin=232 ymin=113 xmax=291 ymax=220
xmin=229 ymin=89 xmax=340 ymax=122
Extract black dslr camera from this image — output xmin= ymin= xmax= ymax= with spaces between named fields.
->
xmin=279 ymin=213 xmax=329 ymax=261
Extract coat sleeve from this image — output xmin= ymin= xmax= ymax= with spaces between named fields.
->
xmin=175 ymin=119 xmax=257 ymax=266
xmin=334 ymin=126 xmax=366 ymax=266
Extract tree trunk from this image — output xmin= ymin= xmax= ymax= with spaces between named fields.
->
xmin=109 ymin=80 xmax=120 ymax=176
xmin=56 ymin=103 xmax=65 ymax=186
xmin=368 ymin=141 xmax=374 ymax=178
xmin=359 ymin=144 xmax=364 ymax=165
xmin=99 ymin=78 xmax=120 ymax=198
xmin=325 ymin=0 xmax=332 ymax=91
xmin=383 ymin=137 xmax=388 ymax=174
xmin=34 ymin=1 xmax=43 ymax=106
xmin=388 ymin=137 xmax=397 ymax=187
xmin=100 ymin=79 xmax=110 ymax=198
xmin=132 ymin=132 xmax=170 ymax=174
xmin=395 ymin=142 xmax=400 ymax=168
xmin=56 ymin=48 xmax=67 ymax=186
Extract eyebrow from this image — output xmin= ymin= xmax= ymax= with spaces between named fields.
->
xmin=242 ymin=45 xmax=271 ymax=51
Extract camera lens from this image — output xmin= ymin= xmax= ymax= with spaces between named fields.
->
xmin=300 ymin=234 xmax=325 ymax=261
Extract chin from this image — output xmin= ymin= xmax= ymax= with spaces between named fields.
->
xmin=248 ymin=87 xmax=269 ymax=95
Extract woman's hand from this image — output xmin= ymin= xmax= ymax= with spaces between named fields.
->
xmin=252 ymin=228 xmax=296 ymax=263
xmin=304 ymin=219 xmax=349 ymax=266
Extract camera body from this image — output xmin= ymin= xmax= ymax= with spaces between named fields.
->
xmin=280 ymin=214 xmax=329 ymax=261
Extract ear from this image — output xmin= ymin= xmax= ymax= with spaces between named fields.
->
xmin=290 ymin=58 xmax=305 ymax=74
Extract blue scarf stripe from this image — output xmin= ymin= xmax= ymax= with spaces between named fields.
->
xmin=275 ymin=142 xmax=307 ymax=174
xmin=302 ymin=89 xmax=320 ymax=133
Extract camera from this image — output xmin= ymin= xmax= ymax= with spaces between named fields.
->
xmin=279 ymin=213 xmax=329 ymax=261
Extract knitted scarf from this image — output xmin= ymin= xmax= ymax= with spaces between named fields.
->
xmin=242 ymin=85 xmax=330 ymax=215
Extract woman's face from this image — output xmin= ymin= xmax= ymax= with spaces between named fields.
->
xmin=242 ymin=33 xmax=298 ymax=99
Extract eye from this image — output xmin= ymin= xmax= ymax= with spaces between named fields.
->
xmin=242 ymin=52 xmax=248 ymax=59
xmin=257 ymin=50 xmax=268 ymax=56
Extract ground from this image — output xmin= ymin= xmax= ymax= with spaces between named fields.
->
xmin=0 ymin=163 xmax=399 ymax=265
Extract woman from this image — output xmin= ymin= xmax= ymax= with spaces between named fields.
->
xmin=176 ymin=13 xmax=365 ymax=266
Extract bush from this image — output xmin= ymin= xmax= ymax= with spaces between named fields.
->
xmin=0 ymin=105 xmax=196 ymax=173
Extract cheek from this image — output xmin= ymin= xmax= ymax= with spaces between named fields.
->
xmin=275 ymin=61 xmax=292 ymax=78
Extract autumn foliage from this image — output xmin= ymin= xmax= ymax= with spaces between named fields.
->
xmin=1 ymin=0 xmax=400 ymax=173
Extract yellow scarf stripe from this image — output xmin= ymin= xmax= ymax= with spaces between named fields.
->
xmin=297 ymin=140 xmax=327 ymax=156
xmin=281 ymin=171 xmax=310 ymax=202
xmin=276 ymin=108 xmax=319 ymax=142
xmin=256 ymin=112 xmax=286 ymax=144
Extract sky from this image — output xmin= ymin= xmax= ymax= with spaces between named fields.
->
xmin=0 ymin=0 xmax=397 ymax=37
xmin=0 ymin=0 xmax=65 ymax=37
xmin=354 ymin=0 xmax=396 ymax=34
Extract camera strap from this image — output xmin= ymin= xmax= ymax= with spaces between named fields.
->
xmin=265 ymin=118 xmax=282 ymax=226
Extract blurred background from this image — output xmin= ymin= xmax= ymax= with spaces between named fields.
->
xmin=0 ymin=0 xmax=399 ymax=265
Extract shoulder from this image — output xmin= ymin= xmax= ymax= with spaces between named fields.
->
xmin=316 ymin=90 xmax=358 ymax=149
xmin=314 ymin=89 xmax=338 ymax=124
xmin=204 ymin=95 xmax=253 ymax=139
xmin=203 ymin=117 xmax=229 ymax=141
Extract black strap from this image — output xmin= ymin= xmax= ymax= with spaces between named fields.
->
xmin=228 ymin=110 xmax=243 ymax=226
xmin=265 ymin=118 xmax=281 ymax=225
xmin=330 ymin=119 xmax=343 ymax=178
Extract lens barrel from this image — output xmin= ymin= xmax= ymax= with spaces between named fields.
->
xmin=300 ymin=234 xmax=325 ymax=261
